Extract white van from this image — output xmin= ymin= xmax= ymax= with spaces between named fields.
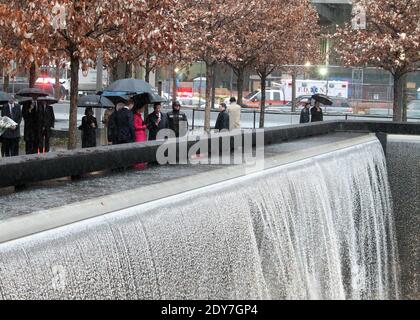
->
xmin=243 ymin=89 xmax=286 ymax=108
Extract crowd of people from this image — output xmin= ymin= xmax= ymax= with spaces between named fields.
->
xmin=299 ymin=101 xmax=324 ymax=124
xmin=0 ymin=95 xmax=245 ymax=159
xmin=0 ymin=98 xmax=55 ymax=157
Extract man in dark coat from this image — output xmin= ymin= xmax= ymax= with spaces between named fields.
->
xmin=311 ymin=101 xmax=324 ymax=122
xmin=299 ymin=103 xmax=311 ymax=124
xmin=78 ymin=107 xmax=97 ymax=148
xmin=22 ymin=100 xmax=39 ymax=154
xmin=115 ymin=102 xmax=135 ymax=144
xmin=215 ymin=103 xmax=229 ymax=132
xmin=36 ymin=101 xmax=55 ymax=153
xmin=167 ymin=101 xmax=188 ymax=138
xmin=146 ymin=102 xmax=169 ymax=140
xmin=1 ymin=98 xmax=22 ymax=157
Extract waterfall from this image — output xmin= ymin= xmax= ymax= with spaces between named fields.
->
xmin=0 ymin=139 xmax=400 ymax=300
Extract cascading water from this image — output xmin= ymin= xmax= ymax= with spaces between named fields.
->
xmin=0 ymin=139 xmax=400 ymax=300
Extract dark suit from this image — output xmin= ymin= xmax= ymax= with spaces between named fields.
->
xmin=146 ymin=112 xmax=169 ymax=140
xmin=300 ymin=107 xmax=310 ymax=123
xmin=215 ymin=110 xmax=229 ymax=131
xmin=311 ymin=107 xmax=323 ymax=122
xmin=1 ymin=103 xmax=22 ymax=157
xmin=22 ymin=101 xmax=39 ymax=154
xmin=78 ymin=115 xmax=97 ymax=148
xmin=115 ymin=107 xmax=135 ymax=144
xmin=36 ymin=103 xmax=55 ymax=152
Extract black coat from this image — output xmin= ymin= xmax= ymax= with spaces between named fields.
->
xmin=115 ymin=107 xmax=135 ymax=144
xmin=311 ymin=107 xmax=323 ymax=122
xmin=22 ymin=102 xmax=38 ymax=142
xmin=299 ymin=107 xmax=310 ymax=124
xmin=107 ymin=111 xmax=118 ymax=144
xmin=79 ymin=115 xmax=97 ymax=148
xmin=36 ymin=104 xmax=55 ymax=131
xmin=146 ymin=111 xmax=169 ymax=140
xmin=215 ymin=110 xmax=229 ymax=131
xmin=167 ymin=110 xmax=188 ymax=138
xmin=1 ymin=103 xmax=22 ymax=139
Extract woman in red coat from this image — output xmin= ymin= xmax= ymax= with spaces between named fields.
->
xmin=133 ymin=104 xmax=147 ymax=169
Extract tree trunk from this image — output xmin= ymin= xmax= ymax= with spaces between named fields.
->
xmin=125 ymin=63 xmax=132 ymax=78
xmin=144 ymin=60 xmax=151 ymax=120
xmin=29 ymin=62 xmax=37 ymax=88
xmin=211 ymin=64 xmax=216 ymax=109
xmin=55 ymin=60 xmax=61 ymax=100
xmin=111 ymin=64 xmax=118 ymax=82
xmin=393 ymin=73 xmax=404 ymax=122
xmin=204 ymin=61 xmax=213 ymax=133
xmin=401 ymin=73 xmax=408 ymax=122
xmin=172 ymin=66 xmax=177 ymax=104
xmin=3 ymin=74 xmax=9 ymax=92
xmin=259 ymin=73 xmax=267 ymax=128
xmin=145 ymin=60 xmax=150 ymax=83
xmin=68 ymin=54 xmax=80 ymax=150
xmin=236 ymin=67 xmax=244 ymax=106
xmin=291 ymin=72 xmax=297 ymax=112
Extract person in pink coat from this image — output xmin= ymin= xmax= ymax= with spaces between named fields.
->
xmin=133 ymin=103 xmax=147 ymax=170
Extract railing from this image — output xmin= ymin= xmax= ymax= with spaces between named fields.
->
xmin=174 ymin=107 xmax=420 ymax=130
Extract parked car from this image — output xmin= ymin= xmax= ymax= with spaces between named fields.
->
xmin=324 ymin=97 xmax=354 ymax=114
xmin=266 ymin=95 xmax=312 ymax=112
xmin=167 ymin=97 xmax=206 ymax=109
xmin=243 ymin=88 xmax=286 ymax=108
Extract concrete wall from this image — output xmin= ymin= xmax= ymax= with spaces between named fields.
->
xmin=386 ymin=135 xmax=420 ymax=300
xmin=2 ymin=121 xmax=420 ymax=188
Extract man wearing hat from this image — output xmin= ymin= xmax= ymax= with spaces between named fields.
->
xmin=167 ymin=101 xmax=188 ymax=138
xmin=1 ymin=98 xmax=22 ymax=157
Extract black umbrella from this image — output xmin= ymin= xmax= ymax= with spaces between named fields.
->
xmin=0 ymin=91 xmax=14 ymax=104
xmin=78 ymin=95 xmax=115 ymax=109
xmin=17 ymin=87 xmax=49 ymax=98
xmin=311 ymin=94 xmax=333 ymax=106
xmin=100 ymin=78 xmax=166 ymax=103
xmin=16 ymin=96 xmax=33 ymax=104
xmin=37 ymin=96 xmax=59 ymax=105
xmin=132 ymin=92 xmax=166 ymax=105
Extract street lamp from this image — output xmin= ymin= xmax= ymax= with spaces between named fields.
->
xmin=319 ymin=67 xmax=329 ymax=96
xmin=319 ymin=67 xmax=328 ymax=77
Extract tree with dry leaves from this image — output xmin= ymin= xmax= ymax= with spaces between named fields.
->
xmin=182 ymin=0 xmax=255 ymax=132
xmin=1 ymin=0 xmax=181 ymax=149
xmin=333 ymin=0 xmax=420 ymax=122
xmin=254 ymin=0 xmax=320 ymax=127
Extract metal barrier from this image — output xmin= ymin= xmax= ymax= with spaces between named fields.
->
xmin=181 ymin=107 xmax=420 ymax=130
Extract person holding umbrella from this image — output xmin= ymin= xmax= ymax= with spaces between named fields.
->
xmin=78 ymin=107 xmax=98 ymax=148
xmin=311 ymin=101 xmax=324 ymax=122
xmin=310 ymin=94 xmax=331 ymax=123
xmin=133 ymin=103 xmax=147 ymax=169
xmin=1 ymin=97 xmax=22 ymax=157
xmin=17 ymin=88 xmax=50 ymax=154
xmin=22 ymin=99 xmax=39 ymax=154
xmin=115 ymin=99 xmax=135 ymax=144
xmin=36 ymin=98 xmax=56 ymax=153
